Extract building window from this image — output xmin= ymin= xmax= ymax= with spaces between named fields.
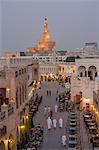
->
xmin=20 ymin=87 xmax=22 ymax=105
xmin=15 ymin=71 xmax=18 ymax=77
xmin=22 ymin=69 xmax=24 ymax=74
xmin=25 ymin=83 xmax=27 ymax=100
xmin=22 ymin=85 xmax=24 ymax=102
xmin=19 ymin=70 xmax=21 ymax=75
xmin=24 ymin=68 xmax=26 ymax=73
xmin=16 ymin=89 xmax=18 ymax=109
xmin=34 ymin=68 xmax=38 ymax=75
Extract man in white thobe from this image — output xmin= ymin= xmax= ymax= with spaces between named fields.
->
xmin=53 ymin=118 xmax=57 ymax=128
xmin=44 ymin=106 xmax=47 ymax=116
xmin=62 ymin=135 xmax=66 ymax=147
xmin=54 ymin=105 xmax=58 ymax=113
xmin=59 ymin=117 xmax=63 ymax=128
xmin=47 ymin=117 xmax=52 ymax=130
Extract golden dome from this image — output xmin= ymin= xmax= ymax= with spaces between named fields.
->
xmin=42 ymin=31 xmax=50 ymax=41
xmin=37 ymin=18 xmax=55 ymax=51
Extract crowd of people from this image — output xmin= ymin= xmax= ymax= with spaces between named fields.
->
xmin=26 ymin=124 xmax=43 ymax=150
xmin=44 ymin=88 xmax=67 ymax=147
xmin=26 ymin=85 xmax=73 ymax=149
xmin=26 ymin=82 xmax=70 ymax=149
xmin=45 ymin=105 xmax=67 ymax=147
xmin=46 ymin=90 xmax=51 ymax=96
xmin=46 ymin=116 xmax=63 ymax=129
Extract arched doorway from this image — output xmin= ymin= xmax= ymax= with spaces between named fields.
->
xmin=88 ymin=66 xmax=97 ymax=80
xmin=78 ymin=66 xmax=86 ymax=77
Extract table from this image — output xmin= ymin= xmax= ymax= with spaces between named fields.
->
xmin=69 ymin=127 xmax=77 ymax=131
xmin=68 ymin=141 xmax=77 ymax=148
xmin=69 ymin=140 xmax=77 ymax=145
xmin=70 ymin=113 xmax=77 ymax=116
xmin=68 ymin=148 xmax=77 ymax=150
xmin=69 ymin=135 xmax=77 ymax=138
xmin=70 ymin=119 xmax=77 ymax=123
xmin=84 ymin=115 xmax=91 ymax=118
xmin=70 ymin=122 xmax=77 ymax=127
xmin=65 ymin=98 xmax=69 ymax=100
xmin=88 ymin=122 xmax=96 ymax=126
xmin=85 ymin=119 xmax=93 ymax=123
xmin=89 ymin=126 xmax=97 ymax=134
xmin=89 ymin=126 xmax=97 ymax=130
xmin=69 ymin=127 xmax=77 ymax=135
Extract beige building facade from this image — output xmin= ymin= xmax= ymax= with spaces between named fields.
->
xmin=0 ymin=57 xmax=39 ymax=149
xmin=71 ymin=58 xmax=99 ymax=126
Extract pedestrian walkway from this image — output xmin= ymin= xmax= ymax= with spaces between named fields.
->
xmin=33 ymin=81 xmax=68 ymax=150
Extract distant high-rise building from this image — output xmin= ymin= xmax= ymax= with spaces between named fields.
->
xmin=85 ymin=42 xmax=97 ymax=48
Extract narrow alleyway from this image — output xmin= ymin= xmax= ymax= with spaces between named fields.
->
xmin=33 ymin=81 xmax=68 ymax=150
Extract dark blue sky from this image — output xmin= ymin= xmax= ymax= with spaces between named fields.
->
xmin=0 ymin=0 xmax=99 ymax=55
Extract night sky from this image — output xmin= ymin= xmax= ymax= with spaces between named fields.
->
xmin=0 ymin=0 xmax=99 ymax=55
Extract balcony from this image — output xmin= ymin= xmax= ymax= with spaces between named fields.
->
xmin=0 ymin=102 xmax=14 ymax=122
xmin=8 ymin=104 xmax=14 ymax=116
xmin=0 ymin=111 xmax=6 ymax=122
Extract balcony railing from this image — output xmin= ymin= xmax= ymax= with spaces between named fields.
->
xmin=0 ymin=111 xmax=6 ymax=122
xmin=8 ymin=104 xmax=14 ymax=116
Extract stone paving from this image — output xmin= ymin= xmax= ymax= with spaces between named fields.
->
xmin=33 ymin=81 xmax=93 ymax=150
xmin=33 ymin=81 xmax=68 ymax=150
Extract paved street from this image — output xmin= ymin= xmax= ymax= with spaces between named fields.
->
xmin=33 ymin=81 xmax=94 ymax=150
xmin=33 ymin=81 xmax=68 ymax=150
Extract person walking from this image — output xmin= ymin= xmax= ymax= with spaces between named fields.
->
xmin=49 ymin=109 xmax=53 ymax=119
xmin=54 ymin=105 xmax=58 ymax=113
xmin=49 ymin=90 xmax=51 ymax=96
xmin=48 ymin=106 xmax=51 ymax=114
xmin=62 ymin=135 xmax=66 ymax=147
xmin=47 ymin=90 xmax=48 ymax=96
xmin=44 ymin=106 xmax=47 ymax=116
xmin=56 ymin=90 xmax=58 ymax=94
xmin=47 ymin=117 xmax=52 ymax=130
xmin=53 ymin=118 xmax=57 ymax=129
xmin=56 ymin=97 xmax=57 ymax=101
xmin=59 ymin=117 xmax=63 ymax=128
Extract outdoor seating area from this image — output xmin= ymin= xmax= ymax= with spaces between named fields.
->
xmin=58 ymin=91 xmax=72 ymax=112
xmin=83 ymin=112 xmax=99 ymax=149
xmin=66 ymin=110 xmax=81 ymax=150
xmin=17 ymin=94 xmax=43 ymax=149
xmin=29 ymin=94 xmax=43 ymax=117
xmin=26 ymin=124 xmax=43 ymax=150
xmin=90 ymin=134 xmax=99 ymax=148
xmin=83 ymin=113 xmax=98 ymax=134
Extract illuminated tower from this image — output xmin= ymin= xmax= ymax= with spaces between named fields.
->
xmin=38 ymin=18 xmax=55 ymax=51
xmin=26 ymin=18 xmax=56 ymax=53
xmin=41 ymin=18 xmax=50 ymax=41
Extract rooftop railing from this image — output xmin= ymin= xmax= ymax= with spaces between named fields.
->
xmin=0 ymin=57 xmax=38 ymax=68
